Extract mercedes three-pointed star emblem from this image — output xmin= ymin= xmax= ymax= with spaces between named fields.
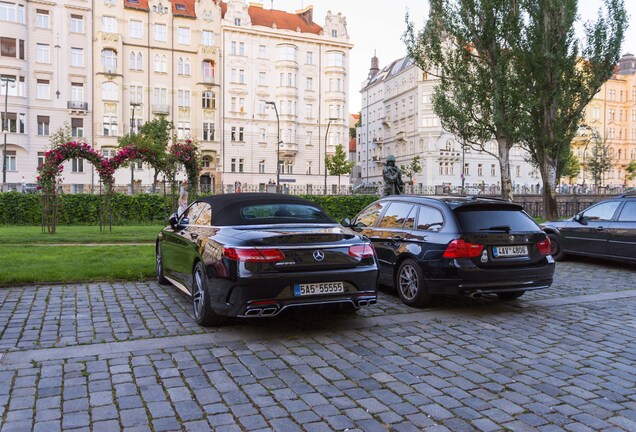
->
xmin=313 ymin=250 xmax=325 ymax=261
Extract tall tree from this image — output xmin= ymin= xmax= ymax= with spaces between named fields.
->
xmin=587 ymin=131 xmax=615 ymax=187
xmin=325 ymin=144 xmax=354 ymax=190
xmin=400 ymin=155 xmax=423 ymax=184
xmin=562 ymin=150 xmax=580 ymax=184
xmin=516 ymin=0 xmax=626 ymax=218
xmin=404 ymin=0 xmax=524 ymax=201
xmin=625 ymin=161 xmax=636 ymax=185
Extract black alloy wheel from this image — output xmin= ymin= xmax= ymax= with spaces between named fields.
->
xmin=156 ymin=245 xmax=169 ymax=285
xmin=192 ymin=262 xmax=226 ymax=327
xmin=396 ymin=259 xmax=433 ymax=307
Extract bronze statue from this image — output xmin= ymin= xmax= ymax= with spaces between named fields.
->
xmin=382 ymin=154 xmax=404 ymax=196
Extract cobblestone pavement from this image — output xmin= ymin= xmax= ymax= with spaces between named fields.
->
xmin=0 ymin=259 xmax=635 ymax=431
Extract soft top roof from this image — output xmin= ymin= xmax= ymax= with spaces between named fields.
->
xmin=194 ymin=193 xmax=333 ymax=226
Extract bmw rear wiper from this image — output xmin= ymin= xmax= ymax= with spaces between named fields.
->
xmin=479 ymin=225 xmax=511 ymax=232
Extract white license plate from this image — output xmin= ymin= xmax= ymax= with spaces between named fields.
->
xmin=493 ymin=245 xmax=528 ymax=257
xmin=294 ymin=282 xmax=344 ymax=296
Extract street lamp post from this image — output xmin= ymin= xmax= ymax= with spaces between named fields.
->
xmin=265 ymin=101 xmax=281 ymax=192
xmin=324 ymin=117 xmax=338 ymax=195
xmin=130 ymin=102 xmax=141 ymax=194
xmin=2 ymin=77 xmax=16 ymax=191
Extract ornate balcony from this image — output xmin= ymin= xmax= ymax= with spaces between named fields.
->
xmin=152 ymin=104 xmax=170 ymax=115
xmin=67 ymin=101 xmax=88 ymax=112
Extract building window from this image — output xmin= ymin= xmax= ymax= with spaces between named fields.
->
xmin=230 ymin=127 xmax=244 ymax=142
xmin=102 ymin=115 xmax=117 ymax=136
xmin=36 ymin=43 xmax=50 ymax=63
xmin=38 ymin=152 xmax=45 ymax=167
xmin=177 ymin=121 xmax=191 ymax=138
xmin=478 ymin=164 xmax=483 ymax=176
xmin=154 ymin=54 xmax=167 ymax=73
xmin=177 ymin=57 xmax=190 ymax=75
xmin=327 ymin=51 xmax=344 ymax=67
xmin=202 ymin=91 xmax=215 ymax=109
xmin=129 ymin=51 xmax=142 ymax=71
xmin=306 ymin=51 xmax=313 ymax=64
xmin=259 ymin=160 xmax=265 ymax=173
xmin=36 ymin=80 xmax=50 ymax=99
xmin=258 ymin=45 xmax=266 ymax=58
xmin=306 ymin=104 xmax=313 ymax=118
xmin=178 ymin=27 xmax=191 ymax=45
xmin=71 ymin=118 xmax=83 ymax=137
xmin=259 ymin=128 xmax=266 ymax=142
xmin=129 ymin=85 xmax=143 ymax=104
xmin=154 ymin=23 xmax=167 ymax=42
xmin=202 ymin=155 xmax=211 ymax=168
xmin=202 ymin=60 xmax=215 ymax=81
xmin=491 ymin=164 xmax=496 ymax=176
xmin=37 ymin=116 xmax=50 ymax=136
xmin=306 ymin=77 xmax=313 ymax=91
xmin=153 ymin=88 xmax=167 ymax=105
xmin=464 ymin=163 xmax=469 ymax=176
xmin=277 ymin=45 xmax=297 ymax=61
xmin=101 ymin=49 xmax=117 ymax=72
xmin=306 ymin=161 xmax=312 ymax=174
xmin=177 ymin=90 xmax=190 ymax=107
xmin=202 ymin=122 xmax=214 ymax=141
xmin=258 ymin=71 xmax=266 ymax=85
xmin=71 ymin=48 xmax=84 ymax=67
xmin=234 ymin=18 xmax=241 ymax=26
xmin=102 ymin=82 xmax=117 ymax=100
xmin=71 ymin=158 xmax=84 ymax=173
xmin=0 ymin=2 xmax=25 ymax=23
xmin=202 ymin=31 xmax=214 ymax=46
xmin=516 ymin=165 xmax=521 ymax=177
xmin=3 ymin=150 xmax=16 ymax=171
xmin=129 ymin=19 xmax=143 ymax=39
xmin=71 ymin=83 xmax=84 ymax=102
xmin=102 ymin=16 xmax=117 ymax=33
xmin=36 ymin=9 xmax=49 ymax=29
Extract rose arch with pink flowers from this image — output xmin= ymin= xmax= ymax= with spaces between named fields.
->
xmin=37 ymin=141 xmax=167 ymax=234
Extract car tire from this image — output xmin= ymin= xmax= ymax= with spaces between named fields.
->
xmin=396 ymin=259 xmax=433 ymax=307
xmin=192 ymin=262 xmax=226 ymax=327
xmin=156 ymin=245 xmax=169 ymax=285
xmin=497 ymin=291 xmax=525 ymax=300
xmin=547 ymin=233 xmax=566 ymax=261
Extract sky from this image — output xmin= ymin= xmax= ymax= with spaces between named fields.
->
xmin=268 ymin=0 xmax=636 ymax=113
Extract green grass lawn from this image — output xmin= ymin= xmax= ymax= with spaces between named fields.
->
xmin=0 ymin=244 xmax=155 ymax=286
xmin=0 ymin=225 xmax=163 ymax=285
xmin=0 ymin=225 xmax=163 ymax=244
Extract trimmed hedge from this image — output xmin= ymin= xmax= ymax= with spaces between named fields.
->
xmin=0 ymin=192 xmax=379 ymax=225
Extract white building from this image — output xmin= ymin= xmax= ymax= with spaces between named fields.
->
xmin=1 ymin=0 xmax=93 ymax=191
xmin=220 ymin=1 xmax=351 ymax=193
xmin=357 ymin=56 xmax=540 ymax=194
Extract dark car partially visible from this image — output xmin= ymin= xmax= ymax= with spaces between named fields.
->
xmin=347 ymin=195 xmax=555 ymax=307
xmin=542 ymin=193 xmax=636 ymax=263
xmin=156 ymin=193 xmax=378 ymax=326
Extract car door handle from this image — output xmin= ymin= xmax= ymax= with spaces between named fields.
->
xmin=392 ymin=235 xmax=403 ymax=241
xmin=596 ymin=226 xmax=605 ymax=231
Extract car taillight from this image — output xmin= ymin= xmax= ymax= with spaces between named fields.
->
xmin=536 ymin=238 xmax=551 ymax=255
xmin=223 ymin=247 xmax=285 ymax=263
xmin=442 ymin=239 xmax=484 ymax=258
xmin=348 ymin=244 xmax=375 ymax=259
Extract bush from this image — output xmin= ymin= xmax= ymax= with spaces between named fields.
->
xmin=0 ymin=192 xmax=380 ymax=225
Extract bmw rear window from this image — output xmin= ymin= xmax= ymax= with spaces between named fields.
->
xmin=454 ymin=207 xmax=539 ymax=232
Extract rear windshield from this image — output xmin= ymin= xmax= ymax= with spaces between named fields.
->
xmin=454 ymin=207 xmax=539 ymax=232
xmin=240 ymin=203 xmax=335 ymax=224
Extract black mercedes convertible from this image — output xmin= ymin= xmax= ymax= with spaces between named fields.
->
xmin=156 ymin=193 xmax=379 ymax=326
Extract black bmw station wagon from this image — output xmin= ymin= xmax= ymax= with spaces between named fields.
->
xmin=347 ymin=195 xmax=555 ymax=307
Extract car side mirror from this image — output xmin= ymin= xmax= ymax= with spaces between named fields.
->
xmin=169 ymin=213 xmax=179 ymax=229
xmin=340 ymin=218 xmax=352 ymax=227
xmin=574 ymin=214 xmax=587 ymax=225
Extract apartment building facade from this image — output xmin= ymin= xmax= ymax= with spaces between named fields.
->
xmin=220 ymin=1 xmax=351 ymax=192
xmin=572 ymin=52 xmax=636 ymax=187
xmin=357 ymin=56 xmax=539 ymax=192
xmin=1 ymin=0 xmax=93 ymax=190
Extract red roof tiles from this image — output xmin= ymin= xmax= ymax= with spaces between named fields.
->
xmin=170 ymin=0 xmax=196 ymax=18
xmin=249 ymin=5 xmax=322 ymax=34
xmin=124 ymin=0 xmax=149 ymax=12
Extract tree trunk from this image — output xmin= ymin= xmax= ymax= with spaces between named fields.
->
xmin=497 ymin=139 xmax=514 ymax=201
xmin=539 ymin=156 xmax=559 ymax=220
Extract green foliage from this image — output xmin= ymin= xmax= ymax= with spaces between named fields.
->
xmin=562 ymin=151 xmax=580 ymax=182
xmin=301 ymin=194 xmax=378 ymax=221
xmin=0 ymin=225 xmax=161 ymax=244
xmin=400 ymin=155 xmax=423 ymax=183
xmin=0 ymin=192 xmax=171 ymax=225
xmin=404 ymin=0 xmax=525 ymax=201
xmin=587 ymin=133 xmax=615 ymax=186
xmin=325 ymin=144 xmax=354 ymax=188
xmin=1 ymin=193 xmax=377 ymax=226
xmin=626 ymin=161 xmax=636 ymax=183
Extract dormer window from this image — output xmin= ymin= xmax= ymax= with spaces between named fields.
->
xmin=175 ymin=4 xmax=186 ymax=10
xmin=332 ymin=30 xmax=337 ymax=37
xmin=234 ymin=18 xmax=241 ymax=26
xmin=129 ymin=0 xmax=139 ymax=4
